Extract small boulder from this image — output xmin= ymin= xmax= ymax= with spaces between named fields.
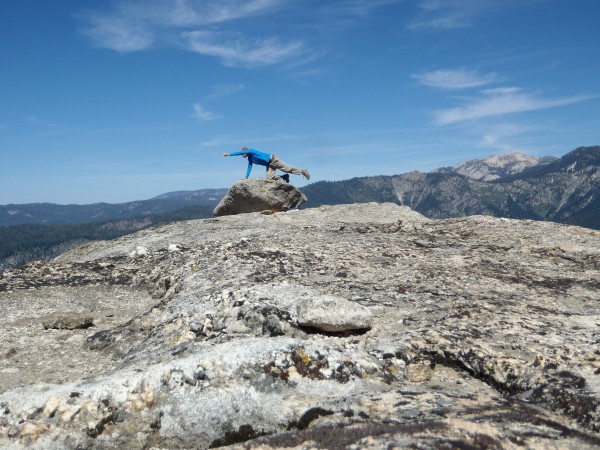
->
xmin=296 ymin=295 xmax=372 ymax=332
xmin=213 ymin=179 xmax=307 ymax=216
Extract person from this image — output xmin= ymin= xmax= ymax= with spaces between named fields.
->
xmin=223 ymin=147 xmax=310 ymax=181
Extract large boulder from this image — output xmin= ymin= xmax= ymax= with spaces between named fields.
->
xmin=213 ymin=178 xmax=307 ymax=216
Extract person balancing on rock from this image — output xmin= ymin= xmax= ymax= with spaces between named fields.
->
xmin=223 ymin=147 xmax=310 ymax=183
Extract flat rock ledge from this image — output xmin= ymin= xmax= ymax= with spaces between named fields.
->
xmin=213 ymin=178 xmax=307 ymax=216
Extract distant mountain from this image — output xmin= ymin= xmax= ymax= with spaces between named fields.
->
xmin=302 ymin=146 xmax=600 ymax=230
xmin=149 ymin=189 xmax=225 ymax=201
xmin=0 ymin=153 xmax=556 ymax=227
xmin=3 ymin=146 xmax=599 ymax=274
xmin=0 ymin=189 xmax=227 ymax=227
xmin=433 ymin=152 xmax=558 ymax=181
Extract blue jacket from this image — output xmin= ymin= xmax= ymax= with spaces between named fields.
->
xmin=229 ymin=149 xmax=272 ymax=178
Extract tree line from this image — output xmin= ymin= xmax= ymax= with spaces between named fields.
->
xmin=0 ymin=205 xmax=214 ymax=271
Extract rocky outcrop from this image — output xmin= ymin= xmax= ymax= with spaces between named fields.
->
xmin=1 ymin=203 xmax=600 ymax=449
xmin=214 ymin=179 xmax=307 ymax=216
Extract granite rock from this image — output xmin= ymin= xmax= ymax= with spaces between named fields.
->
xmin=296 ymin=294 xmax=372 ymax=332
xmin=1 ymin=203 xmax=600 ymax=449
xmin=213 ymin=178 xmax=307 ymax=216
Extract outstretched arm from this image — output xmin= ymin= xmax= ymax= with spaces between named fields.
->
xmin=222 ymin=151 xmax=252 ymax=177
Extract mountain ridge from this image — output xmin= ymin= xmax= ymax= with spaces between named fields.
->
xmin=3 ymin=147 xmax=595 ymax=228
xmin=2 ymin=146 xmax=598 ymax=274
xmin=302 ymin=146 xmax=600 ymax=229
xmin=0 ymin=188 xmax=227 ymax=227
xmin=0 ymin=149 xmax=564 ymax=227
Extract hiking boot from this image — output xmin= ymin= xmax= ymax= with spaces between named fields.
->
xmin=302 ymin=169 xmax=310 ymax=180
xmin=281 ymin=174 xmax=290 ymax=183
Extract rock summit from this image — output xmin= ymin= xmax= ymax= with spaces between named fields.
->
xmin=213 ymin=178 xmax=307 ymax=216
xmin=1 ymin=203 xmax=600 ymax=449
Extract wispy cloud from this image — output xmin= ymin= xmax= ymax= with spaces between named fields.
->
xmin=192 ymin=102 xmax=221 ymax=121
xmin=409 ymin=0 xmax=544 ymax=30
xmin=78 ymin=0 xmax=289 ymax=57
xmin=78 ymin=0 xmax=398 ymax=67
xmin=412 ymin=68 xmax=498 ymax=89
xmin=207 ymin=83 xmax=246 ymax=100
xmin=131 ymin=0 xmax=283 ymax=26
xmin=475 ymin=122 xmax=537 ymax=153
xmin=409 ymin=0 xmax=480 ymax=29
xmin=434 ymin=87 xmax=594 ymax=125
xmin=22 ymin=115 xmax=61 ymax=127
xmin=480 ymin=133 xmax=520 ymax=154
xmin=192 ymin=84 xmax=245 ymax=123
xmin=183 ymin=31 xmax=305 ymax=68
xmin=78 ymin=14 xmax=154 ymax=52
xmin=201 ymin=133 xmax=304 ymax=147
xmin=318 ymin=0 xmax=401 ymax=17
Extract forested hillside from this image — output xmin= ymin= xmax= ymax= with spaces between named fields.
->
xmin=0 ymin=205 xmax=214 ymax=273
xmin=0 ymin=189 xmax=226 ymax=226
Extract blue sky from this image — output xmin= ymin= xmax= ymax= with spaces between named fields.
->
xmin=1 ymin=0 xmax=599 ymax=205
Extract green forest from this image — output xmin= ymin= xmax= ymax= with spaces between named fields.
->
xmin=0 ymin=205 xmax=214 ymax=271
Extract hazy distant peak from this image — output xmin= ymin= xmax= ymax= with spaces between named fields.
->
xmin=482 ymin=152 xmax=540 ymax=167
xmin=433 ymin=152 xmax=558 ymax=181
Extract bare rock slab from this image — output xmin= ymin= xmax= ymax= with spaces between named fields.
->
xmin=3 ymin=203 xmax=600 ymax=449
xmin=296 ymin=294 xmax=372 ymax=332
xmin=213 ymin=179 xmax=307 ymax=216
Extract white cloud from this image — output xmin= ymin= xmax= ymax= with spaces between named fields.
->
xmin=201 ymin=133 xmax=303 ymax=147
xmin=78 ymin=14 xmax=154 ymax=52
xmin=183 ymin=31 xmax=305 ymax=68
xmin=78 ymin=0 xmax=284 ymax=54
xmin=78 ymin=0 xmax=396 ymax=68
xmin=478 ymin=123 xmax=530 ymax=153
xmin=318 ymin=0 xmax=401 ymax=17
xmin=413 ymin=68 xmax=498 ymax=89
xmin=192 ymin=103 xmax=221 ymax=121
xmin=434 ymin=87 xmax=593 ymax=125
xmin=121 ymin=0 xmax=282 ymax=27
xmin=208 ymin=83 xmax=246 ymax=99
xmin=480 ymin=133 xmax=519 ymax=153
xmin=409 ymin=0 xmax=545 ymax=30
xmin=409 ymin=0 xmax=480 ymax=29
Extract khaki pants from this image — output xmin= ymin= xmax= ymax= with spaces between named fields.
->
xmin=266 ymin=155 xmax=303 ymax=180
